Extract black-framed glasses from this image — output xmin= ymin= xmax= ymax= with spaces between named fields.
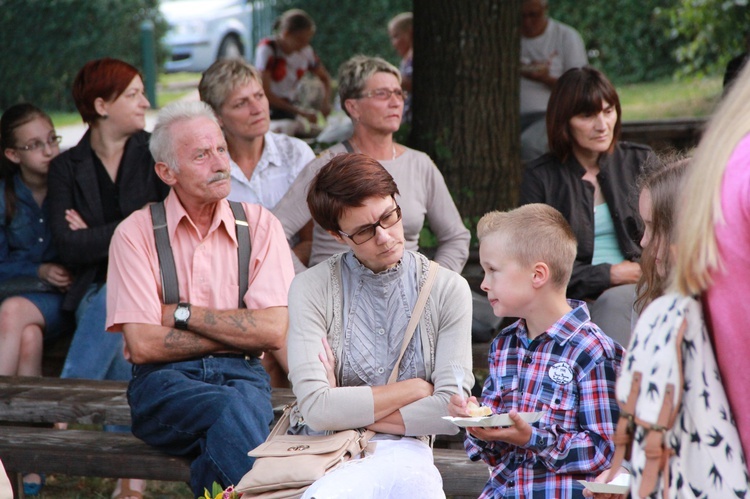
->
xmin=358 ymin=88 xmax=408 ymax=101
xmin=338 ymin=205 xmax=402 ymax=245
xmin=16 ymin=135 xmax=62 ymax=152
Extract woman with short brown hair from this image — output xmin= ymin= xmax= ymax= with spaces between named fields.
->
xmin=287 ymin=153 xmax=473 ymax=497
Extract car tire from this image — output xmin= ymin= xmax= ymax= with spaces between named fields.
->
xmin=218 ymin=34 xmax=244 ymax=60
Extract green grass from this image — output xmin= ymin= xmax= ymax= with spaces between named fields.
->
xmin=618 ymin=75 xmax=722 ymax=120
xmin=37 ymin=474 xmax=192 ymax=498
xmin=50 ymin=112 xmax=84 ymax=128
xmin=49 ymin=73 xmax=723 ymax=130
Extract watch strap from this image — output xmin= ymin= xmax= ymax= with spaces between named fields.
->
xmin=175 ymin=302 xmax=191 ymax=330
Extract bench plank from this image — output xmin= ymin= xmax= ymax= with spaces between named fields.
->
xmin=0 ymin=376 xmax=296 ymax=426
xmin=0 ymin=426 xmax=190 ymax=482
xmin=0 ymin=376 xmax=487 ymax=496
xmin=0 ymin=427 xmax=487 ymax=496
xmin=434 ymin=448 xmax=488 ymax=495
xmin=0 ymin=376 xmax=131 ymax=425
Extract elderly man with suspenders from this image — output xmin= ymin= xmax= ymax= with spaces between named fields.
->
xmin=105 ymin=101 xmax=295 ymax=496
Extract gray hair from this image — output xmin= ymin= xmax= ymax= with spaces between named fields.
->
xmin=199 ymin=59 xmax=263 ymax=113
xmin=149 ymin=101 xmax=218 ymax=172
xmin=388 ymin=12 xmax=412 ymax=33
xmin=337 ymin=55 xmax=401 ymax=117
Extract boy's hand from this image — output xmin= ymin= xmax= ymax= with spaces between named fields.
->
xmin=447 ymin=393 xmax=478 ymax=417
xmin=466 ymin=409 xmax=533 ymax=446
xmin=581 ymin=467 xmax=629 ymax=499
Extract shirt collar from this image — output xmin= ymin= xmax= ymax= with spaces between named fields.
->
xmin=228 ymin=132 xmax=281 ymax=184
xmin=502 ymin=299 xmax=591 ymax=345
xmin=163 ymin=189 xmax=238 ymax=247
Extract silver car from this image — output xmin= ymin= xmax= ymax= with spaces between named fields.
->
xmin=160 ymin=0 xmax=257 ymax=73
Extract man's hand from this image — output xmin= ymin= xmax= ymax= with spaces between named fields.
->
xmin=159 ymin=303 xmax=287 ymax=352
xmin=520 ymin=51 xmax=558 ymax=87
xmin=466 ymin=409 xmax=533 ymax=446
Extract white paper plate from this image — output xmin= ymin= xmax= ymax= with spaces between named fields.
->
xmin=442 ymin=411 xmax=545 ymax=428
xmin=578 ymin=479 xmax=630 ymax=495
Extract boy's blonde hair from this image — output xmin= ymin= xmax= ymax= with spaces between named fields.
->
xmin=477 ymin=204 xmax=577 ymax=290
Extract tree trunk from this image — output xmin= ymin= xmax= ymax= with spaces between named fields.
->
xmin=411 ymin=0 xmax=521 ymax=227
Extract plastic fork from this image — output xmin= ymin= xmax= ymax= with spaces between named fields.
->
xmin=450 ymin=361 xmax=465 ymax=402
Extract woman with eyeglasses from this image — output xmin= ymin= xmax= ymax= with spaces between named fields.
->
xmin=285 ymin=154 xmax=473 ymax=497
xmin=273 ymin=55 xmax=470 ymax=274
xmin=0 ymin=103 xmax=71 ymax=496
xmin=47 ymin=58 xmax=168 ymax=499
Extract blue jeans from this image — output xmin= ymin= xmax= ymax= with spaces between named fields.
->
xmin=60 ymin=284 xmax=131 ymax=381
xmin=128 ymin=355 xmax=273 ymax=496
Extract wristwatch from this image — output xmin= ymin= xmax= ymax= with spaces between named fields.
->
xmin=174 ymin=302 xmax=191 ymax=330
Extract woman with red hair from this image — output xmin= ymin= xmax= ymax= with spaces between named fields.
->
xmin=47 ymin=58 xmax=168 ymax=499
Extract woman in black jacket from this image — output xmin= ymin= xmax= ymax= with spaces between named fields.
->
xmin=48 ymin=58 xmax=168 ymax=499
xmin=519 ymin=67 xmax=653 ymax=347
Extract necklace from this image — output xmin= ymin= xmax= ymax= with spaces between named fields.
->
xmin=350 ymin=138 xmax=397 ymax=161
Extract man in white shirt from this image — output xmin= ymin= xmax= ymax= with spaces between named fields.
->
xmin=520 ymin=0 xmax=588 ymax=162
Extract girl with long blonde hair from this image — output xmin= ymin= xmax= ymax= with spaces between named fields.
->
xmin=673 ymin=61 xmax=750 ymax=467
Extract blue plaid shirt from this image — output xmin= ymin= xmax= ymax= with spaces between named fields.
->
xmin=466 ymin=300 xmax=624 ymax=498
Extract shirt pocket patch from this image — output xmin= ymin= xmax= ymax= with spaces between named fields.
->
xmin=494 ymin=374 xmax=519 ymax=413
xmin=538 ymin=381 xmax=577 ymax=428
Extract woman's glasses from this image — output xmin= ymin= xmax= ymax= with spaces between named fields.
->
xmin=338 ymin=205 xmax=402 ymax=245
xmin=358 ymin=88 xmax=408 ymax=101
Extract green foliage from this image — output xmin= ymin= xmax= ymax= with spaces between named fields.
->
xmin=662 ymin=0 xmax=750 ymax=77
xmin=0 ymin=0 xmax=167 ymax=112
xmin=551 ymin=0 xmax=681 ymax=83
xmin=273 ymin=0 xmax=412 ymax=77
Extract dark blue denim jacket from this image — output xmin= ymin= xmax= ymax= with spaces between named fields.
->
xmin=0 ymin=173 xmax=59 ymax=283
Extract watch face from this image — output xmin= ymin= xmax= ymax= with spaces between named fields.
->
xmin=175 ymin=306 xmax=190 ymax=321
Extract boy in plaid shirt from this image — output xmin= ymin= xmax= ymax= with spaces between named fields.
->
xmin=449 ymin=204 xmax=624 ymax=498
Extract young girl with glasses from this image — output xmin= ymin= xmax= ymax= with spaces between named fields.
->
xmin=0 ymin=103 xmax=73 ymax=496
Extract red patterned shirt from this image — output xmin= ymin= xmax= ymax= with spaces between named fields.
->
xmin=466 ymin=301 xmax=624 ymax=498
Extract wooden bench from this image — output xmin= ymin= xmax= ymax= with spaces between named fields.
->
xmin=0 ymin=376 xmax=488 ymax=498
xmin=621 ymin=117 xmax=706 ymax=153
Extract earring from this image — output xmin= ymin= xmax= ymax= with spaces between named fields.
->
xmin=101 ymin=113 xmax=109 ymax=120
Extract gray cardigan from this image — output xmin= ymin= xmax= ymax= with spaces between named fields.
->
xmin=287 ymin=251 xmax=474 ymax=437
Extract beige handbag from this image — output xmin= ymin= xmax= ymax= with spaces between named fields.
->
xmin=236 ymin=261 xmax=440 ymax=498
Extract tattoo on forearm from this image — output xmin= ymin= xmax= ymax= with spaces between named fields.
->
xmin=204 ymin=310 xmax=217 ymax=326
xmin=164 ymin=328 xmax=203 ymax=354
xmin=219 ymin=310 xmax=256 ymax=331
